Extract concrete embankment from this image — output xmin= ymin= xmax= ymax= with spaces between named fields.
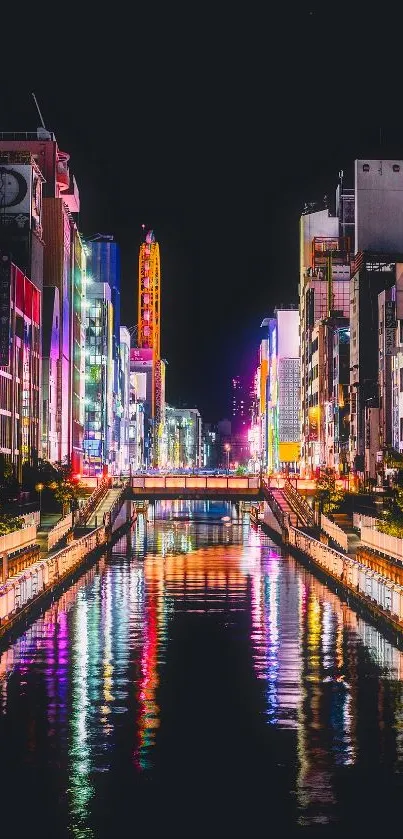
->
xmin=260 ymin=518 xmax=403 ymax=651
xmin=0 ymin=503 xmax=136 ymax=647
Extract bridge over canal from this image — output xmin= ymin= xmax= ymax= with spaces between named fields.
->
xmin=128 ymin=474 xmax=261 ymax=500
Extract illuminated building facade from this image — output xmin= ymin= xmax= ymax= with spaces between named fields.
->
xmin=137 ymin=229 xmax=162 ymax=466
xmin=130 ymin=347 xmax=152 ymax=469
xmin=0 ymin=255 xmax=41 ymax=481
xmin=83 ymin=279 xmax=113 ymax=476
xmin=164 ymin=406 xmax=202 ymax=469
xmin=324 ymin=319 xmax=350 ymax=475
xmin=0 ymin=148 xmax=45 ymax=479
xmin=265 ymin=308 xmax=300 ymax=474
xmin=231 ymin=375 xmax=253 ymax=465
xmin=86 ymin=235 xmax=121 ymax=472
xmin=0 ymin=129 xmax=85 ymax=473
xmin=41 ymin=286 xmax=60 ymax=463
xmin=119 ymin=326 xmax=131 ymax=474
xmin=299 ymin=184 xmax=352 ymax=476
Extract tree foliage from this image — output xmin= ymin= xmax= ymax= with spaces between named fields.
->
xmin=0 ymin=514 xmax=24 ymax=535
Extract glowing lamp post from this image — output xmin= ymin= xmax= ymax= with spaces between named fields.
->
xmin=35 ymin=483 xmax=44 ymax=528
xmin=224 ymin=443 xmax=231 ymax=475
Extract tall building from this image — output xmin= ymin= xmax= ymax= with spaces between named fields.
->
xmin=86 ymin=234 xmax=121 ymax=470
xmin=41 ymin=286 xmax=60 ymax=463
xmin=299 ymin=182 xmax=353 ymax=476
xmin=265 ymin=309 xmax=300 ymax=474
xmin=349 ymin=252 xmax=402 ymax=481
xmin=0 ymin=255 xmax=41 ymax=481
xmin=349 ymin=158 xmax=403 ymax=483
xmin=0 ymin=147 xmax=45 ymax=478
xmin=119 ymin=326 xmax=131 ymax=474
xmin=82 ymin=276 xmax=113 ymax=476
xmin=0 ymin=128 xmax=85 ymax=473
xmin=137 ymin=229 xmax=163 ymax=466
xmin=164 ymin=406 xmax=202 ymax=469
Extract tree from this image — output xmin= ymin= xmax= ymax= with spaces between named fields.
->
xmin=0 ymin=514 xmax=24 ymax=535
xmin=51 ymin=479 xmax=80 ymax=517
xmin=315 ymin=476 xmax=345 ymax=516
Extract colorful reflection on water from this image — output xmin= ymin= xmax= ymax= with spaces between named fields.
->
xmin=1 ymin=500 xmax=403 ymax=837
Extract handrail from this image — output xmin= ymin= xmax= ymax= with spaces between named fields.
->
xmin=283 ymin=478 xmax=315 ymax=527
xmin=103 ymin=486 xmax=127 ymax=528
xmin=260 ymin=480 xmax=290 ymax=531
xmin=78 ymin=477 xmax=111 ymax=526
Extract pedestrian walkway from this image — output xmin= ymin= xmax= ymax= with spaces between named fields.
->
xmin=36 ymin=512 xmax=64 ymax=557
xmin=86 ymin=487 xmax=123 ymax=528
xmin=269 ymin=488 xmax=299 ymax=528
xmin=331 ymin=513 xmax=361 ymax=558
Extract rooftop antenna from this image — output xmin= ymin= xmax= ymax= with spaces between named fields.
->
xmin=31 ymin=92 xmax=47 ymax=130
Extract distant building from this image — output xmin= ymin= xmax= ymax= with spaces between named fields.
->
xmin=266 ymin=309 xmax=300 ymax=474
xmin=86 ymin=235 xmax=121 ymax=473
xmin=165 ymin=406 xmax=202 ymax=469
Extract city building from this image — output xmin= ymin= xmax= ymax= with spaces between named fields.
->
xmin=82 ymin=275 xmax=113 ymax=476
xmin=137 ymin=229 xmax=163 ymax=466
xmin=0 ymin=254 xmax=41 ymax=481
xmin=299 ymin=181 xmax=353 ymax=476
xmin=86 ymin=234 xmax=121 ymax=472
xmin=265 ymin=308 xmax=300 ymax=474
xmin=119 ymin=326 xmax=131 ymax=474
xmin=164 ymin=406 xmax=202 ymax=469
xmin=349 ymin=160 xmax=403 ymax=484
xmin=0 ymin=131 xmax=86 ymax=473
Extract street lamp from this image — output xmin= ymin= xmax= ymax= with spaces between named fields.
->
xmin=224 ymin=443 xmax=231 ymax=475
xmin=35 ymin=483 xmax=44 ymax=528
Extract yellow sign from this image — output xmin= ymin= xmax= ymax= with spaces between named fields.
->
xmin=279 ymin=442 xmax=300 ymax=462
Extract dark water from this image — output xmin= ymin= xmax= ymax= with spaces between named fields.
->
xmin=2 ymin=500 xmax=403 ymax=838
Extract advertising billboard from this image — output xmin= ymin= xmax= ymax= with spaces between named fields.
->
xmin=308 ymin=406 xmax=320 ymax=441
xmin=0 ymin=163 xmax=31 ymax=212
xmin=131 ymin=347 xmax=153 ymax=364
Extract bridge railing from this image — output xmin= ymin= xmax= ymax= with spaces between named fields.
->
xmin=130 ymin=476 xmax=260 ymax=491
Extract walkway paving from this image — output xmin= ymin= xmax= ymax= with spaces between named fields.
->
xmin=86 ymin=488 xmax=123 ymax=528
xmin=269 ymin=488 xmax=299 ymax=528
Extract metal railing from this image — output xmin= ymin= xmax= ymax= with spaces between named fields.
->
xmin=103 ymin=487 xmax=128 ymax=529
xmin=260 ymin=480 xmax=290 ymax=531
xmin=320 ymin=513 xmax=349 ymax=552
xmin=47 ymin=512 xmax=74 ymax=551
xmin=283 ymin=478 xmax=315 ymax=527
xmin=78 ymin=477 xmax=111 ymax=526
xmin=130 ymin=475 xmax=260 ymax=490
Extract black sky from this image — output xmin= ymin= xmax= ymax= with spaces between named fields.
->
xmin=2 ymin=8 xmax=403 ymax=422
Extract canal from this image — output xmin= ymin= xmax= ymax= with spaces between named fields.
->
xmin=1 ymin=500 xmax=403 ymax=838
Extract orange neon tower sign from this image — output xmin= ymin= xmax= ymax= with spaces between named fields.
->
xmin=138 ymin=228 xmax=161 ymax=464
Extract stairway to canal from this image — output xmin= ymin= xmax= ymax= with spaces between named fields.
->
xmin=86 ymin=487 xmax=123 ymax=528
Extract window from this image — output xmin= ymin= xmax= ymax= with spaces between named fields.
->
xmin=400 ymin=368 xmax=403 ymax=392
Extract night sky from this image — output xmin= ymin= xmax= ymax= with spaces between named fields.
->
xmin=2 ymin=9 xmax=402 ymax=422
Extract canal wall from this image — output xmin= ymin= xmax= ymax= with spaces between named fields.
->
xmin=0 ymin=501 xmax=136 ymax=646
xmin=261 ymin=517 xmax=403 ymax=648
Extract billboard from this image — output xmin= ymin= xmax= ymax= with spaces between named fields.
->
xmin=385 ymin=299 xmax=396 ymax=356
xmin=308 ymin=406 xmax=320 ymax=441
xmin=131 ymin=347 xmax=153 ymax=364
xmin=0 ymin=253 xmax=11 ymax=366
xmin=0 ymin=164 xmax=31 ymax=213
